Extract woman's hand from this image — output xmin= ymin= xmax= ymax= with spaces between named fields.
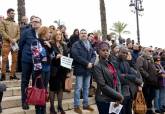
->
xmin=56 ymin=54 xmax=63 ymax=59
xmin=44 ymin=41 xmax=51 ymax=48
xmin=66 ymin=72 xmax=71 ymax=77
xmin=117 ymin=93 xmax=124 ymax=104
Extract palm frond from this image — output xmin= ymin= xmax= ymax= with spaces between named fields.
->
xmin=110 ymin=21 xmax=130 ymax=38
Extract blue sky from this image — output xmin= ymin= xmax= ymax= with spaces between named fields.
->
xmin=0 ymin=0 xmax=165 ymax=48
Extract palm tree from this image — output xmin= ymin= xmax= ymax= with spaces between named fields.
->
xmin=110 ymin=21 xmax=130 ymax=39
xmin=99 ymin=0 xmax=107 ymax=41
xmin=17 ymin=0 xmax=26 ymax=24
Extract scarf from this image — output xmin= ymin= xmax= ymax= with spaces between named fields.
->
xmin=82 ymin=40 xmax=90 ymax=51
xmin=107 ymin=63 xmax=118 ymax=89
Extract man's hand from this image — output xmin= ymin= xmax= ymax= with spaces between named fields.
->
xmin=87 ymin=63 xmax=93 ymax=69
xmin=138 ymin=86 xmax=142 ymax=91
xmin=9 ymin=38 xmax=16 ymax=44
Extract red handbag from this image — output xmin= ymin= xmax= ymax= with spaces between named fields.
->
xmin=26 ymin=76 xmax=48 ymax=106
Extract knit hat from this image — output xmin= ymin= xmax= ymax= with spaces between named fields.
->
xmin=96 ymin=41 xmax=110 ymax=53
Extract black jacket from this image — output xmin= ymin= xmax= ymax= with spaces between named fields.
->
xmin=92 ymin=59 xmax=123 ymax=102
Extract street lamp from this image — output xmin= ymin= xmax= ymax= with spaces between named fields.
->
xmin=54 ymin=19 xmax=61 ymax=27
xmin=129 ymin=0 xmax=144 ymax=44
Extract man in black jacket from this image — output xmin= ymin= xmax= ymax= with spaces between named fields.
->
xmin=136 ymin=47 xmax=158 ymax=114
xmin=115 ymin=47 xmax=142 ymax=114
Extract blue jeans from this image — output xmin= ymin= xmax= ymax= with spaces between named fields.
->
xmin=154 ymin=89 xmax=160 ymax=111
xmin=74 ymin=75 xmax=91 ymax=108
xmin=154 ymin=87 xmax=165 ymax=111
xmin=160 ymin=87 xmax=165 ymax=108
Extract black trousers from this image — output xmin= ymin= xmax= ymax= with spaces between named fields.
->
xmin=120 ymin=96 xmax=133 ymax=114
xmin=142 ymin=84 xmax=155 ymax=114
xmin=21 ymin=62 xmax=33 ymax=104
xmin=96 ymin=101 xmax=110 ymax=114
xmin=17 ymin=50 xmax=22 ymax=72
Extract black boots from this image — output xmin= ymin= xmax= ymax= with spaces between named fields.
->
xmin=22 ymin=103 xmax=29 ymax=110
xmin=57 ymin=106 xmax=65 ymax=114
xmin=10 ymin=75 xmax=20 ymax=80
xmin=50 ymin=106 xmax=57 ymax=114
xmin=0 ymin=92 xmax=3 ymax=113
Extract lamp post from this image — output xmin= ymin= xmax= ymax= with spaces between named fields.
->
xmin=129 ymin=0 xmax=144 ymax=44
xmin=54 ymin=19 xmax=61 ymax=27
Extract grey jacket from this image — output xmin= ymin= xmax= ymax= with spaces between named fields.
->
xmin=113 ymin=58 xmax=143 ymax=97
xmin=136 ymin=55 xmax=159 ymax=87
xmin=92 ymin=59 xmax=123 ymax=102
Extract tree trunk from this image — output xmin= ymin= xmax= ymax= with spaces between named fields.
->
xmin=99 ymin=0 xmax=107 ymax=41
xmin=17 ymin=0 xmax=26 ymax=24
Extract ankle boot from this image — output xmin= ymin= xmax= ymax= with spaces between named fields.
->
xmin=58 ymin=106 xmax=65 ymax=114
xmin=50 ymin=106 xmax=57 ymax=114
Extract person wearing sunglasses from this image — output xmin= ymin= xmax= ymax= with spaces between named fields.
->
xmin=153 ymin=55 xmax=165 ymax=113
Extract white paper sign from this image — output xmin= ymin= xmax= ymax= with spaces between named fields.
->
xmin=60 ymin=56 xmax=73 ymax=69
xmin=11 ymin=42 xmax=19 ymax=52
xmin=109 ymin=102 xmax=123 ymax=114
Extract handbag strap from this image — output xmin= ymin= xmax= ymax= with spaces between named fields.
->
xmin=136 ymin=91 xmax=145 ymax=104
xmin=34 ymin=76 xmax=45 ymax=88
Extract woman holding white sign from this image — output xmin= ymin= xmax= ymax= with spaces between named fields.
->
xmin=49 ymin=29 xmax=70 ymax=114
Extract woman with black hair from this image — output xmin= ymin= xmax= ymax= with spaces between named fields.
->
xmin=92 ymin=41 xmax=123 ymax=114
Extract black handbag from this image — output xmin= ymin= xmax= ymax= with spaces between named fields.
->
xmin=0 ymin=83 xmax=6 ymax=92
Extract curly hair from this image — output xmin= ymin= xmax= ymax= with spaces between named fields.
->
xmin=38 ymin=26 xmax=49 ymax=38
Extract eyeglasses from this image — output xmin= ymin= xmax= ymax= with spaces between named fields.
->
xmin=81 ymin=32 xmax=87 ymax=34
xmin=122 ymin=52 xmax=128 ymax=55
xmin=32 ymin=21 xmax=40 ymax=23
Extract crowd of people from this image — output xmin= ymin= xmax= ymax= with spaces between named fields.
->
xmin=0 ymin=8 xmax=165 ymax=114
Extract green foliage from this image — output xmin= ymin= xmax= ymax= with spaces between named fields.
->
xmin=110 ymin=21 xmax=130 ymax=38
